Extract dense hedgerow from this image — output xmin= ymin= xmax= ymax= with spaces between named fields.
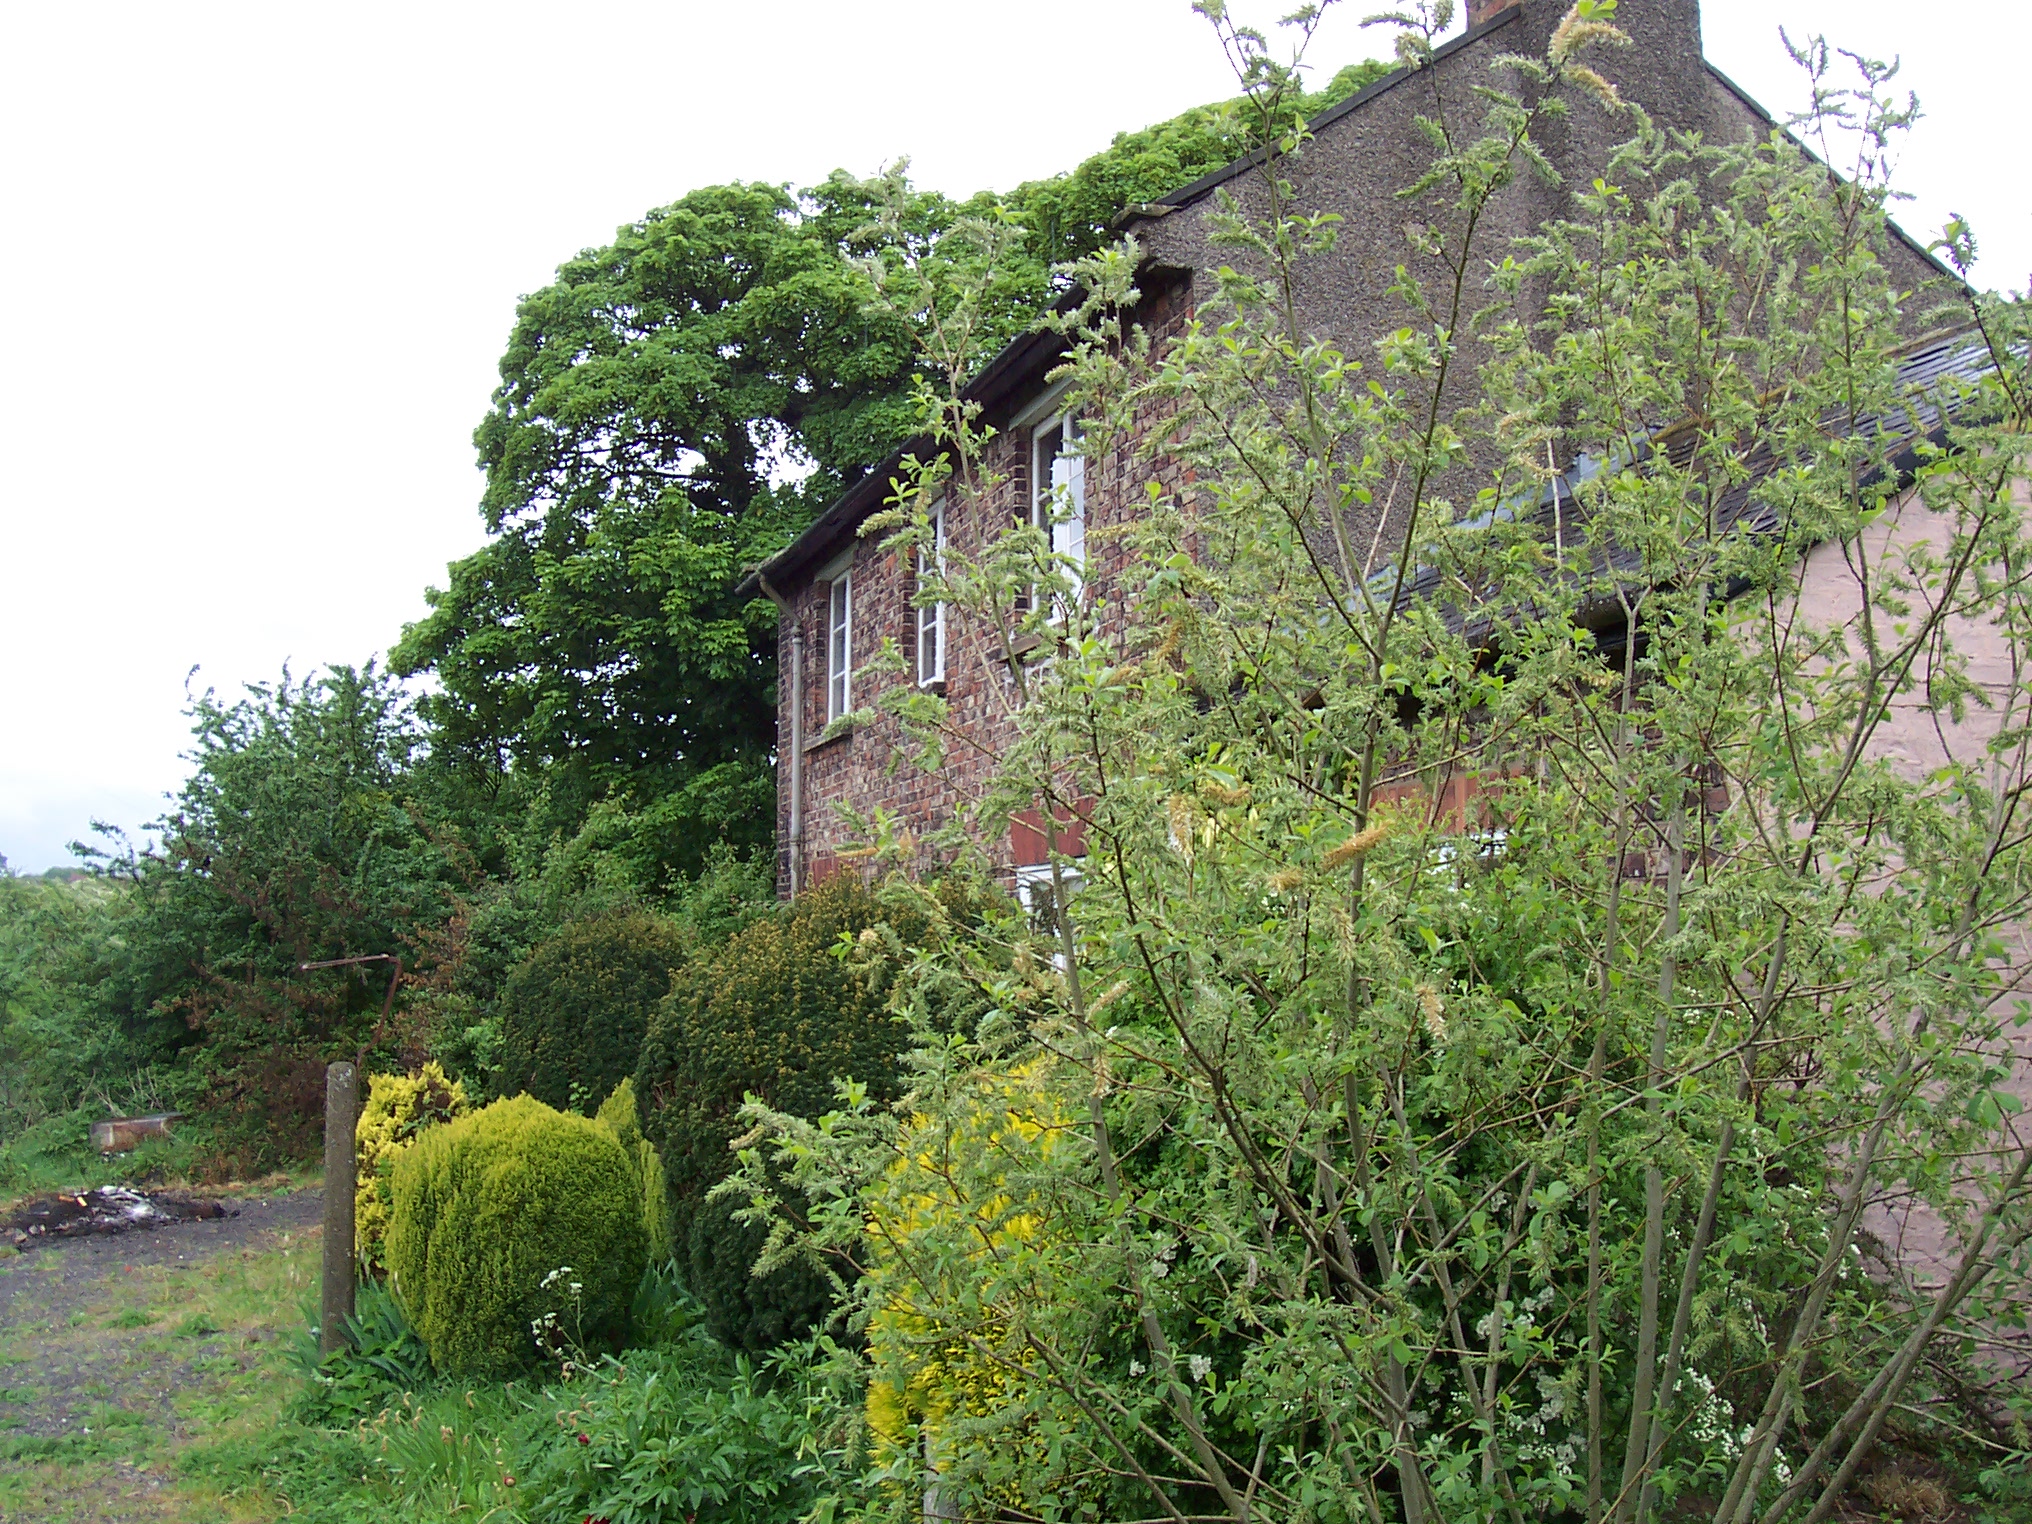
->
xmin=635 ymin=876 xmax=931 ymax=1351
xmin=387 ymin=1094 xmax=646 ymax=1377
xmin=497 ymin=910 xmax=686 ymax=1110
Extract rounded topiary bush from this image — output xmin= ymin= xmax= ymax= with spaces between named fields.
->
xmin=635 ymin=876 xmax=930 ymax=1352
xmin=387 ymin=1094 xmax=647 ymax=1377
xmin=498 ymin=910 xmax=687 ymax=1111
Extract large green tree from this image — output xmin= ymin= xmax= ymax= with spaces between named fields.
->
xmin=393 ymin=179 xmax=929 ymax=883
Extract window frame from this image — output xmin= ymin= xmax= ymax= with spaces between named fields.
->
xmin=826 ymin=568 xmax=853 ymax=723
xmin=1029 ymin=410 xmax=1085 ymax=615
xmin=916 ymin=495 xmax=947 ymax=687
xmin=1015 ymin=861 xmax=1085 ymax=970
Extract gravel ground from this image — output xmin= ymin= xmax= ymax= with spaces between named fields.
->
xmin=0 ymin=1185 xmax=324 ymax=1523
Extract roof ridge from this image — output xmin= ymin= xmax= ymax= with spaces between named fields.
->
xmin=1120 ymin=6 xmax=1526 ymax=228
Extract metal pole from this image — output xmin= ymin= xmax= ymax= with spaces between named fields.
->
xmin=320 ymin=1060 xmax=358 ymax=1355
xmin=788 ymin=623 xmax=805 ymax=895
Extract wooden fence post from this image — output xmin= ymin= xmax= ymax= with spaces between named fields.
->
xmin=321 ymin=1060 xmax=358 ymax=1355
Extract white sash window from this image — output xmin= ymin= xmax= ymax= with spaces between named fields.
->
xmin=916 ymin=496 xmax=947 ymax=686
xmin=826 ymin=570 xmax=852 ymax=722
xmin=1031 ymin=413 xmax=1085 ymax=612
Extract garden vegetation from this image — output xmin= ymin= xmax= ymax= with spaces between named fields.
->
xmin=4 ymin=3 xmax=2029 ymax=1521
xmin=388 ymin=1094 xmax=647 ymax=1377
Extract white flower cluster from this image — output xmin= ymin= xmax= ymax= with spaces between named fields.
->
xmin=1679 ymin=1368 xmax=1744 ymax=1459
xmin=1508 ymin=1371 xmax=1580 ymax=1479
xmin=1476 ymin=1281 xmax=1557 ymax=1342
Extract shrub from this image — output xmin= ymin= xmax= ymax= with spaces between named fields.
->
xmin=386 ymin=1094 xmax=646 ymax=1377
xmin=497 ymin=910 xmax=686 ymax=1111
xmin=595 ymin=1078 xmax=673 ymax=1265
xmin=635 ymin=876 xmax=929 ymax=1351
xmin=353 ymin=1062 xmax=467 ymax=1271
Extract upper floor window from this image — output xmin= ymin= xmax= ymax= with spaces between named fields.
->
xmin=916 ymin=496 xmax=947 ymax=686
xmin=1016 ymin=861 xmax=1084 ymax=968
xmin=1031 ymin=413 xmax=1085 ymax=609
xmin=826 ymin=569 xmax=852 ymax=722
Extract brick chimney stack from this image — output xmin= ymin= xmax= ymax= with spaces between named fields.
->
xmin=1467 ymin=0 xmax=1520 ymax=26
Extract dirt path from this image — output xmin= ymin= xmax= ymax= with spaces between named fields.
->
xmin=0 ymin=1186 xmax=324 ymax=1523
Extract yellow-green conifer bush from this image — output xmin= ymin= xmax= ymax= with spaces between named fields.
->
xmin=352 ymin=1062 xmax=468 ymax=1271
xmin=387 ymin=1094 xmax=646 ymax=1377
xmin=594 ymin=1077 xmax=673 ymax=1264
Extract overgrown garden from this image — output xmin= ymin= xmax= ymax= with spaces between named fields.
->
xmin=4 ymin=1 xmax=2030 ymax=1520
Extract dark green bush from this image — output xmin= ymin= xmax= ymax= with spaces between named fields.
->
xmin=497 ymin=910 xmax=686 ymax=1111
xmin=387 ymin=1094 xmax=647 ymax=1377
xmin=635 ymin=876 xmax=929 ymax=1351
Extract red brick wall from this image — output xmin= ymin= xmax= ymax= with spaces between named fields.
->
xmin=774 ymin=275 xmax=1195 ymax=896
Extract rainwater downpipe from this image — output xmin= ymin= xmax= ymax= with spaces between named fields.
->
xmin=757 ymin=573 xmax=804 ymax=897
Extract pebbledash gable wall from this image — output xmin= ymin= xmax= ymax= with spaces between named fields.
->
xmin=1118 ymin=0 xmax=1946 ymax=561
xmin=748 ymin=0 xmax=1948 ymax=901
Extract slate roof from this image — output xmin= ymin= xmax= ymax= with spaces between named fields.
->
xmin=1392 ymin=327 xmax=2005 ymax=628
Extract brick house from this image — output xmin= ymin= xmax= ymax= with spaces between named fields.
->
xmin=742 ymin=0 xmax=1946 ymax=901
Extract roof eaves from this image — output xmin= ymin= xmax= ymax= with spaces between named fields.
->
xmin=1387 ymin=327 xmax=1994 ymax=619
xmin=739 ymin=324 xmax=1075 ymax=597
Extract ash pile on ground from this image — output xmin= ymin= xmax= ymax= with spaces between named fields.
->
xmin=5 ymin=1186 xmax=233 ymax=1248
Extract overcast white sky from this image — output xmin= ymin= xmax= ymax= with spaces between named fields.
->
xmin=1 ymin=0 xmax=2023 ymax=873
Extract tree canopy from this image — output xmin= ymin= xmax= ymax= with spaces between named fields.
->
xmin=97 ymin=665 xmax=458 ymax=1163
xmin=392 ymin=179 xmax=927 ymax=881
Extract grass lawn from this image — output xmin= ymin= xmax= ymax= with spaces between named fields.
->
xmin=0 ymin=1170 xmax=829 ymax=1524
xmin=0 ymin=1182 xmax=543 ymax=1523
